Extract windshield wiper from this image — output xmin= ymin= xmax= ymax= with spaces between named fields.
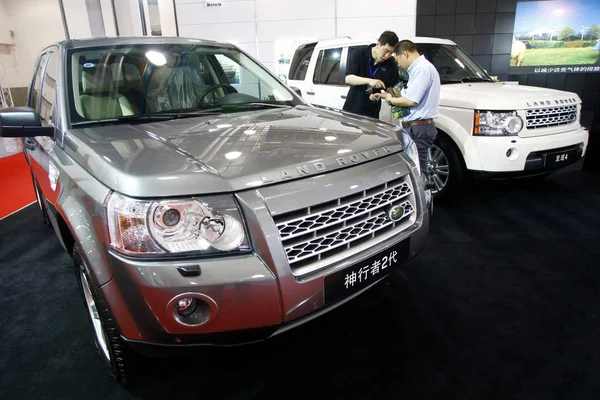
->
xmin=441 ymin=77 xmax=492 ymax=84
xmin=71 ymin=114 xmax=181 ymax=127
xmin=441 ymin=78 xmax=464 ymax=84
xmin=71 ymin=109 xmax=224 ymax=127
xmin=145 ymin=107 xmax=225 ymax=118
xmin=460 ymin=77 xmax=493 ymax=83
xmin=221 ymin=102 xmax=292 ymax=111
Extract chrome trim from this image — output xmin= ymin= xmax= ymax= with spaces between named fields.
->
xmin=273 ymin=175 xmax=417 ymax=276
xmin=526 ymin=105 xmax=577 ymax=129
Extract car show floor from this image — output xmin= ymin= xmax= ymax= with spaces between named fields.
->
xmin=1 ymin=162 xmax=599 ymax=400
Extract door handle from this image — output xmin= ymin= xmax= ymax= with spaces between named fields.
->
xmin=306 ymin=91 xmax=315 ymax=95
xmin=341 ymin=95 xmax=347 ymax=99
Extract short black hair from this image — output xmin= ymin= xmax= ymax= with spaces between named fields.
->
xmin=378 ymin=31 xmax=399 ymax=47
xmin=395 ymin=40 xmax=419 ymax=54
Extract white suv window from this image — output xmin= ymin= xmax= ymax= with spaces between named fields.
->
xmin=313 ymin=48 xmax=343 ymax=85
xmin=289 ymin=43 xmax=315 ymax=81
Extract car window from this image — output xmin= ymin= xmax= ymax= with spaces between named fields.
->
xmin=416 ymin=44 xmax=491 ymax=82
xmin=29 ymin=53 xmax=49 ymax=111
xmin=40 ymin=51 xmax=58 ymax=125
xmin=346 ymin=46 xmax=363 ymax=69
xmin=289 ymin=43 xmax=315 ymax=81
xmin=68 ymin=44 xmax=296 ymax=122
xmin=313 ymin=48 xmax=343 ymax=85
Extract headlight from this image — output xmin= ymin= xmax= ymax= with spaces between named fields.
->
xmin=398 ymin=129 xmax=421 ymax=175
xmin=474 ymin=111 xmax=523 ymax=136
xmin=106 ymin=193 xmax=250 ymax=256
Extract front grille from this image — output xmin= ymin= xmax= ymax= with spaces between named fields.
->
xmin=526 ymin=105 xmax=577 ymax=129
xmin=273 ymin=176 xmax=416 ymax=274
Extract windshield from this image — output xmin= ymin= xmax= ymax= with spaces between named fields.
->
xmin=416 ymin=43 xmax=492 ymax=84
xmin=67 ymin=43 xmax=300 ymax=123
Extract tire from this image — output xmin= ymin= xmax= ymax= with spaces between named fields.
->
xmin=426 ymin=133 xmax=465 ymax=200
xmin=73 ymin=244 xmax=137 ymax=386
xmin=31 ymin=174 xmax=51 ymax=227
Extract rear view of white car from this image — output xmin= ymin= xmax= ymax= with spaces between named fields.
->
xmin=288 ymin=37 xmax=590 ymax=198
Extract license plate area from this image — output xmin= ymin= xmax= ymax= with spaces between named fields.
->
xmin=543 ymin=149 xmax=576 ymax=167
xmin=323 ymin=239 xmax=410 ymax=305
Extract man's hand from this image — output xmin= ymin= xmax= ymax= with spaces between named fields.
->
xmin=368 ymin=79 xmax=386 ymax=89
xmin=373 ymin=92 xmax=391 ymax=101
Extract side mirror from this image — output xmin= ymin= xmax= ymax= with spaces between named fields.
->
xmin=0 ymin=107 xmax=54 ymax=138
xmin=291 ymin=87 xmax=302 ymax=97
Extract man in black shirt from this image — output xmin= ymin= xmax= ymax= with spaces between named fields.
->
xmin=342 ymin=31 xmax=400 ymax=119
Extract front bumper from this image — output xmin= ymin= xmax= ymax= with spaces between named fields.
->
xmin=467 ymin=126 xmax=589 ymax=174
xmin=100 ymin=153 xmax=431 ymax=349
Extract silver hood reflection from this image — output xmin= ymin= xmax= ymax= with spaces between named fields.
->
xmin=65 ymin=105 xmax=405 ymax=197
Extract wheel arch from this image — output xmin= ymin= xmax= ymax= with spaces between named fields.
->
xmin=434 ymin=114 xmax=483 ymax=171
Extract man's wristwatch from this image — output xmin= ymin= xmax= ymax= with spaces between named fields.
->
xmin=386 ymin=98 xmax=393 ymax=106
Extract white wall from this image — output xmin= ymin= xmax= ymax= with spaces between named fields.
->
xmin=158 ymin=0 xmax=178 ymax=36
xmin=175 ymin=0 xmax=417 ymax=76
xmin=63 ymin=0 xmax=93 ymax=38
xmin=0 ymin=0 xmax=11 ymax=44
xmin=100 ymin=0 xmax=118 ymax=36
xmin=1 ymin=0 xmax=65 ymax=88
xmin=113 ymin=0 xmax=144 ymax=36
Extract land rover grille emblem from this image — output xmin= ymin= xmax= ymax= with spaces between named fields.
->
xmin=388 ymin=205 xmax=405 ymax=222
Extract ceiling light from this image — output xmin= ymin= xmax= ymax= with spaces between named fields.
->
xmin=225 ymin=151 xmax=242 ymax=160
xmin=325 ymin=136 xmax=337 ymax=141
xmin=145 ymin=51 xmax=167 ymax=66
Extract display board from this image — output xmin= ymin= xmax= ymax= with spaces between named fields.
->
xmin=510 ymin=0 xmax=600 ymax=74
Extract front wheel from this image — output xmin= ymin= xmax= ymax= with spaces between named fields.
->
xmin=426 ymin=134 xmax=465 ymax=199
xmin=73 ymin=245 xmax=137 ymax=386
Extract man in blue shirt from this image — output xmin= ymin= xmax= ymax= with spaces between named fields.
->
xmin=374 ymin=40 xmax=440 ymax=184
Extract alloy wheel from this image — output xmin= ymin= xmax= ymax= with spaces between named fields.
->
xmin=427 ymin=144 xmax=450 ymax=195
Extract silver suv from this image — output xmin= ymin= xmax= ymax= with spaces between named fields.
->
xmin=0 ymin=37 xmax=431 ymax=385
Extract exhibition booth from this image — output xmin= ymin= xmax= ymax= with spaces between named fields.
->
xmin=0 ymin=1 xmax=599 ymax=399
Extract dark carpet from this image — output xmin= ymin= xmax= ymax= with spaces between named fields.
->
xmin=1 ymin=161 xmax=599 ymax=400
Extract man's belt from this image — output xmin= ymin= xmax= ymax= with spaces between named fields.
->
xmin=401 ymin=119 xmax=434 ymax=128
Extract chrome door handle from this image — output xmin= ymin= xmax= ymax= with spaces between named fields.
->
xmin=306 ymin=91 xmax=315 ymax=95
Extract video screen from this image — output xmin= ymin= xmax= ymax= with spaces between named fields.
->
xmin=511 ymin=0 xmax=600 ymax=74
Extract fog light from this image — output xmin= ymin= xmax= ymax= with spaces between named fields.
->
xmin=506 ymin=147 xmax=519 ymax=160
xmin=176 ymin=297 xmax=197 ymax=317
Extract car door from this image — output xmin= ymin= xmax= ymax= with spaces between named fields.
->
xmin=306 ymin=47 xmax=348 ymax=110
xmin=25 ymin=48 xmax=60 ymax=213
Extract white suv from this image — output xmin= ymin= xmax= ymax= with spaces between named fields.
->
xmin=288 ymin=36 xmax=590 ymax=198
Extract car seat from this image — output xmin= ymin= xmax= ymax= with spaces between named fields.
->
xmin=80 ymin=65 xmax=137 ymax=120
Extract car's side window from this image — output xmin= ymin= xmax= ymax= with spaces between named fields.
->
xmin=289 ymin=43 xmax=315 ymax=81
xmin=346 ymin=46 xmax=362 ymax=71
xmin=40 ymin=51 xmax=58 ymax=125
xmin=313 ymin=48 xmax=343 ymax=85
xmin=29 ymin=52 xmax=49 ymax=111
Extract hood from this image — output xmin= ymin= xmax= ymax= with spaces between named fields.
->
xmin=440 ymin=82 xmax=581 ymax=110
xmin=65 ymin=106 xmax=404 ymax=198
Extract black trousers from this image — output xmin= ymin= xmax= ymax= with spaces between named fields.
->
xmin=404 ymin=123 xmax=438 ymax=171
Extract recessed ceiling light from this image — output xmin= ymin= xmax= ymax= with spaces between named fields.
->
xmin=225 ymin=151 xmax=242 ymax=160
xmin=145 ymin=51 xmax=166 ymax=66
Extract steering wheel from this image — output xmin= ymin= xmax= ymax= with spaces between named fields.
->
xmin=197 ymin=84 xmax=238 ymax=106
